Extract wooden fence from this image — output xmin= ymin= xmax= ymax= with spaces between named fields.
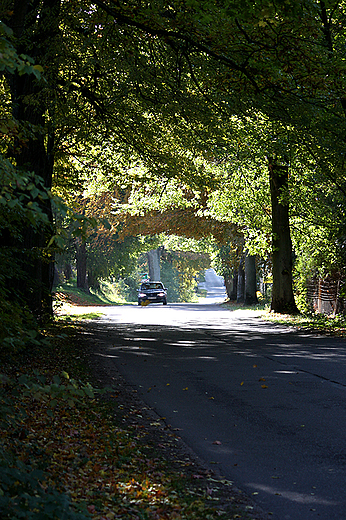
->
xmin=306 ymin=278 xmax=345 ymax=315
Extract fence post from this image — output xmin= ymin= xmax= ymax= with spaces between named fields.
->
xmin=333 ymin=280 xmax=341 ymax=317
xmin=318 ymin=279 xmax=321 ymax=314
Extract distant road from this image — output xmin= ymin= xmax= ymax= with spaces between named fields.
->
xmin=198 ymin=268 xmax=226 ymax=303
xmin=86 ymin=303 xmax=346 ymax=520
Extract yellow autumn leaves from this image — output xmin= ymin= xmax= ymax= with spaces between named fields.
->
xmin=241 ymin=365 xmax=268 ymax=388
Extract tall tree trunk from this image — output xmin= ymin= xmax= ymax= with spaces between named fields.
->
xmin=224 ymin=274 xmax=233 ymax=300
xmin=268 ymin=159 xmax=298 ymax=313
xmin=76 ymin=241 xmax=89 ymax=293
xmin=229 ymin=269 xmax=238 ymax=300
xmin=88 ymin=269 xmax=100 ymax=291
xmin=147 ymin=248 xmax=161 ymax=280
xmin=64 ymin=263 xmax=73 ymax=281
xmin=6 ymin=0 xmax=61 ymax=322
xmin=237 ymin=258 xmax=245 ymax=303
xmin=244 ymin=253 xmax=258 ymax=305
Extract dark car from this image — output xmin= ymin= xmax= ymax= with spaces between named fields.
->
xmin=138 ymin=281 xmax=167 ymax=305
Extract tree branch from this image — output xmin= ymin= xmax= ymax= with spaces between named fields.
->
xmin=92 ymin=0 xmax=261 ymax=93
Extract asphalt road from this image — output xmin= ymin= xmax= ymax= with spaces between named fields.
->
xmin=85 ymin=299 xmax=346 ymax=520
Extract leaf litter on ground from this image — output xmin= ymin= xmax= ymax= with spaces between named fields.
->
xmin=0 ymin=321 xmax=267 ymax=520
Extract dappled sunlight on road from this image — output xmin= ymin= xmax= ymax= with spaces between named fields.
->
xmin=81 ymin=302 xmax=346 ymax=520
xmin=248 ymin=483 xmax=340 ymax=506
xmin=100 ymin=303 xmax=266 ymax=331
xmin=79 ymin=304 xmax=346 ymax=384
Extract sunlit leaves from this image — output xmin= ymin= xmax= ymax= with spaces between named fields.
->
xmin=0 ymin=22 xmax=44 ymax=79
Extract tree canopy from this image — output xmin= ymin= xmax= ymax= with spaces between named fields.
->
xmin=1 ymin=0 xmax=346 ymax=321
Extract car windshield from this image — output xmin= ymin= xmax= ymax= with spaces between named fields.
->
xmin=141 ymin=282 xmax=164 ymax=290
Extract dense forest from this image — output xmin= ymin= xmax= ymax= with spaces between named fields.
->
xmin=2 ymin=0 xmax=346 ymax=328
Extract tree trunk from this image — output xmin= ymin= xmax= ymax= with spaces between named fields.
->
xmin=64 ymin=263 xmax=73 ymax=281
xmin=224 ymin=274 xmax=233 ymax=299
xmin=76 ymin=241 xmax=89 ymax=292
xmin=53 ymin=266 xmax=61 ymax=287
xmin=147 ymin=248 xmax=161 ymax=280
xmin=229 ymin=269 xmax=238 ymax=300
xmin=244 ymin=253 xmax=258 ymax=305
xmin=268 ymin=159 xmax=298 ymax=313
xmin=237 ymin=259 xmax=245 ymax=303
xmin=88 ymin=269 xmax=100 ymax=291
xmin=5 ymin=0 xmax=61 ymax=323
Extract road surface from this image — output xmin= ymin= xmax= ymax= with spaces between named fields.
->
xmin=198 ymin=268 xmax=227 ymax=303
xmin=84 ymin=302 xmax=346 ymax=520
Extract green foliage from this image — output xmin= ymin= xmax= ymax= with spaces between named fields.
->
xmin=16 ymin=371 xmax=96 ymax=415
xmin=0 ymin=165 xmax=52 ymax=232
xmin=160 ymin=258 xmax=181 ymax=303
xmin=161 ymin=250 xmax=210 ymax=302
xmin=88 ymin=234 xmax=144 ymax=287
xmin=0 ymin=455 xmax=91 ymax=520
xmin=0 ymin=296 xmax=39 ymax=354
xmin=116 ymin=245 xmax=209 ymax=303
xmin=117 ymin=273 xmax=142 ymax=302
xmin=54 ymin=280 xmax=125 ymax=308
xmin=0 ymin=22 xmax=43 ymax=78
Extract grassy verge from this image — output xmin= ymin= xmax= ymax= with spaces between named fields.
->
xmin=56 ymin=312 xmax=105 ymax=322
xmin=262 ymin=311 xmax=346 ymax=336
xmin=222 ymin=300 xmax=346 ymax=337
xmin=1 ymin=321 xmax=257 ymax=520
xmin=54 ymin=281 xmax=130 ymax=308
xmin=53 ymin=281 xmax=137 ymax=318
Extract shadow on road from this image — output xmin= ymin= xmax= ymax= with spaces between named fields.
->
xmin=80 ymin=304 xmax=346 ymax=520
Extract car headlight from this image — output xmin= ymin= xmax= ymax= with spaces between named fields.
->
xmin=158 ymin=292 xmax=165 ymax=296
xmin=139 ymin=293 xmax=146 ymax=297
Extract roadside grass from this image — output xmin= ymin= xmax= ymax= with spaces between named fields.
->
xmin=221 ymin=301 xmax=269 ymax=314
xmin=0 ymin=321 xmax=254 ymax=520
xmin=57 ymin=312 xmax=104 ymax=321
xmin=223 ymin=300 xmax=346 ymax=337
xmin=54 ymin=281 xmax=129 ymax=308
xmin=263 ymin=311 xmax=346 ymax=336
xmin=54 ymin=283 xmax=212 ymax=315
xmin=53 ymin=281 xmax=137 ymax=318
